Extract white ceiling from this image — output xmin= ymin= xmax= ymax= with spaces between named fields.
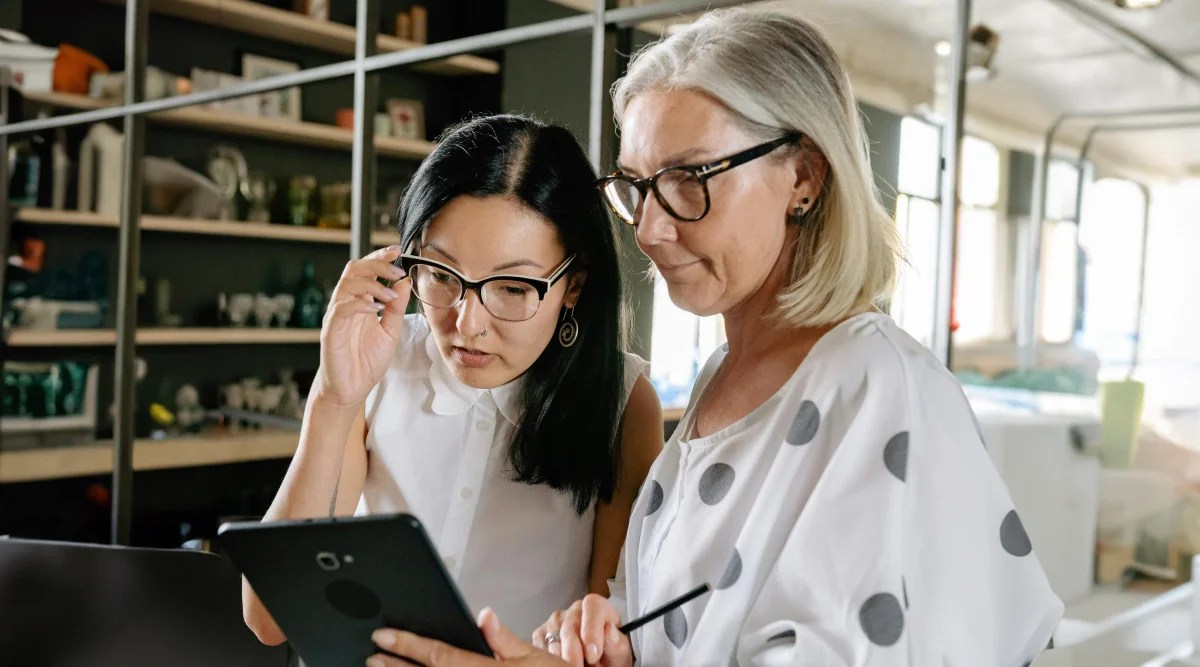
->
xmin=554 ymin=0 xmax=1200 ymax=176
xmin=753 ymin=0 xmax=1200 ymax=177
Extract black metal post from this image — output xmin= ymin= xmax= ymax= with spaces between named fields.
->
xmin=0 ymin=67 xmax=11 ymax=457
xmin=350 ymin=0 xmax=380 ymax=260
xmin=112 ymin=0 xmax=149 ymax=546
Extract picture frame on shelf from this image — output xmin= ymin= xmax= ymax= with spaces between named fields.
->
xmin=242 ymin=54 xmax=301 ymax=121
xmin=193 ymin=67 xmax=258 ymax=116
xmin=386 ymin=98 xmax=425 ymax=140
xmin=293 ymin=0 xmax=329 ymax=20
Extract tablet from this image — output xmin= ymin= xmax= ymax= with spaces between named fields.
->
xmin=217 ymin=513 xmax=492 ymax=667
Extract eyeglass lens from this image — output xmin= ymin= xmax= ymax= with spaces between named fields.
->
xmin=409 ymin=264 xmax=542 ymax=322
xmin=604 ymin=168 xmax=708 ymax=223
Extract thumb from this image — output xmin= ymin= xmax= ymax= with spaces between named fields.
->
xmin=477 ymin=608 xmax=532 ymax=659
xmin=378 ymin=277 xmax=411 ymax=340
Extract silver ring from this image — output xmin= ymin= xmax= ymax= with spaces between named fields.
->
xmin=544 ymin=630 xmax=561 ymax=645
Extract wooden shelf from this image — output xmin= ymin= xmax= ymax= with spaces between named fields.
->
xmin=110 ymin=0 xmax=499 ymax=76
xmin=16 ymin=207 xmax=398 ymax=247
xmin=0 ymin=430 xmax=298 ymax=483
xmin=20 ymin=91 xmax=436 ymax=159
xmin=7 ymin=328 xmax=322 ymax=347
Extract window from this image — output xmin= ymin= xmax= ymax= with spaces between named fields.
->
xmin=1038 ymin=160 xmax=1081 ymax=344
xmin=954 ymin=137 xmax=1001 ymax=344
xmin=891 ymin=117 xmax=942 ymax=348
xmin=648 ymin=279 xmax=725 ymax=409
xmin=1077 ymin=178 xmax=1146 ymax=375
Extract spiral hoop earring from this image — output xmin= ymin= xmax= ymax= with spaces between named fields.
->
xmin=557 ymin=307 xmax=579 ymax=348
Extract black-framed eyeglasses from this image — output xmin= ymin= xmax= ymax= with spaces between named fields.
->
xmin=596 ymin=134 xmax=801 ymax=225
xmin=398 ymin=254 xmax=576 ymax=322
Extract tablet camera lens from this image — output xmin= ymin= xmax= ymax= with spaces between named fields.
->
xmin=316 ymin=552 xmax=340 ymax=571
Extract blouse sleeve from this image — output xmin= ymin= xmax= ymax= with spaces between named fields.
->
xmin=732 ymin=355 xmax=1062 ymax=667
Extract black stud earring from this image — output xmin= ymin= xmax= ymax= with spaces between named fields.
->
xmin=802 ymin=197 xmax=810 ymax=205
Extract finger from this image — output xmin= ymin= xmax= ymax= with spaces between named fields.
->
xmin=605 ymin=623 xmax=633 ymax=666
xmin=560 ymin=603 xmax=586 ymax=667
xmin=378 ymin=279 xmax=411 ymax=339
xmin=534 ymin=611 xmax=564 ymax=652
xmin=371 ymin=628 xmax=490 ymax=667
xmin=345 ymin=257 xmax=407 ymax=283
xmin=325 ymin=298 xmax=384 ymax=327
xmin=580 ymin=595 xmax=620 ymax=665
xmin=332 ymin=277 xmax=405 ymax=305
xmin=340 ymin=262 xmax=406 ymax=296
xmin=476 ymin=608 xmax=532 ymax=660
xmin=361 ymin=244 xmax=403 ymax=262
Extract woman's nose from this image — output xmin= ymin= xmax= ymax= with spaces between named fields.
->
xmin=635 ymin=194 xmax=679 ymax=247
xmin=456 ymin=289 xmax=489 ymax=338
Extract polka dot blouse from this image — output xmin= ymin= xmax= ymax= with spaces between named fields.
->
xmin=612 ymin=312 xmax=1063 ymax=666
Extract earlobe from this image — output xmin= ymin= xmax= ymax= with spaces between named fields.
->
xmin=565 ymin=271 xmax=587 ymax=308
xmin=792 ymin=139 xmax=829 ymax=208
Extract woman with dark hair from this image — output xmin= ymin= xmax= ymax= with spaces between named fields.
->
xmin=240 ymin=114 xmax=663 ymax=643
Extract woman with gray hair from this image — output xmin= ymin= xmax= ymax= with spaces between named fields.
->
xmin=367 ymin=8 xmax=1062 ymax=667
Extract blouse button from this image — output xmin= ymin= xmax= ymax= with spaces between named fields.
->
xmin=444 ymin=556 xmax=456 ymax=570
xmin=476 ymin=420 xmax=491 ymax=432
xmin=460 ymin=487 xmax=473 ymax=500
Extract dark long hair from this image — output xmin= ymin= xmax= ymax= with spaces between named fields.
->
xmin=397 ymin=114 xmax=627 ymax=515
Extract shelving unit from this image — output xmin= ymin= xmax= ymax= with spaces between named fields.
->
xmin=19 ymin=91 xmax=437 ymax=159
xmin=109 ymin=0 xmax=499 ymax=76
xmin=15 ymin=207 xmax=397 ymax=246
xmin=7 ymin=328 xmax=322 ymax=347
xmin=0 ymin=430 xmax=299 ymax=483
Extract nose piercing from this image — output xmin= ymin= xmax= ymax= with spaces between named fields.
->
xmin=480 ymin=328 xmax=488 ymax=338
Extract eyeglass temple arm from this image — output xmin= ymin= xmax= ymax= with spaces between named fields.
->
xmin=699 ymin=134 xmax=801 ymax=178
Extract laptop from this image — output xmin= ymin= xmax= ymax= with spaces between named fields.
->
xmin=0 ymin=538 xmax=288 ymax=667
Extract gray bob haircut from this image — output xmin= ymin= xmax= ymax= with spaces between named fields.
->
xmin=612 ymin=8 xmax=902 ymax=327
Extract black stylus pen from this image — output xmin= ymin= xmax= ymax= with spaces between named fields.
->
xmin=617 ymin=583 xmax=712 ymax=635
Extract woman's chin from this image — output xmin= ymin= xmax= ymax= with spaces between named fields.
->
xmin=664 ymin=282 xmax=723 ymax=317
xmin=449 ymin=363 xmax=511 ymax=391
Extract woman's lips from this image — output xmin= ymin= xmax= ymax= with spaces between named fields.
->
xmin=452 ymin=346 xmax=497 ymax=368
xmin=656 ymin=259 xmax=701 ymax=274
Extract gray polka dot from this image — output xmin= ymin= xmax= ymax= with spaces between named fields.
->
xmin=902 ymin=577 xmax=909 ymax=609
xmin=786 ymin=400 xmax=820 ymax=445
xmin=1001 ymin=510 xmax=1033 ymax=557
xmin=884 ymin=431 xmax=909 ymax=481
xmin=859 ymin=593 xmax=904 ymax=646
xmin=716 ymin=549 xmax=741 ymax=590
xmin=767 ymin=629 xmax=796 ymax=643
xmin=698 ymin=463 xmax=735 ymax=505
xmin=664 ymin=607 xmax=687 ymax=648
xmin=645 ymin=481 xmax=664 ymax=516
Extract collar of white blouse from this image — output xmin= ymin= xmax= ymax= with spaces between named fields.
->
xmin=424 ymin=329 xmax=523 ymax=426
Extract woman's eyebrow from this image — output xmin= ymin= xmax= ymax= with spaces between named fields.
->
xmin=492 ymin=258 xmax=545 ymax=271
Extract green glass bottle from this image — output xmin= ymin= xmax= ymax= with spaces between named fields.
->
xmin=295 ymin=260 xmax=325 ymax=329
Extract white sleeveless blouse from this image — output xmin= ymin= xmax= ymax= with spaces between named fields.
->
xmin=356 ymin=314 xmax=649 ymax=638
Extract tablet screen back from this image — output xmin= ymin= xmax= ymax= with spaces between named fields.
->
xmin=219 ymin=513 xmax=491 ymax=667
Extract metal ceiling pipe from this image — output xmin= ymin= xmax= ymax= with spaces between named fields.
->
xmin=1018 ymin=104 xmax=1200 ymax=370
xmin=1071 ymin=118 xmax=1200 ymax=377
xmin=1043 ymin=0 xmax=1200 ymax=87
